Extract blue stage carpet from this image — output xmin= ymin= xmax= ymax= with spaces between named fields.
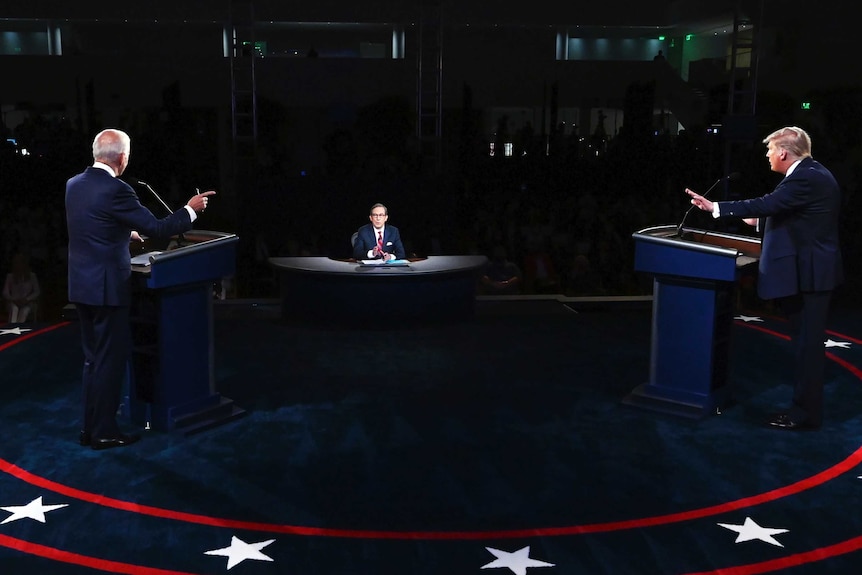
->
xmin=2 ymin=299 xmax=862 ymax=574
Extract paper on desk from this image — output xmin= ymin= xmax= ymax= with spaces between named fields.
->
xmin=360 ymin=259 xmax=409 ymax=266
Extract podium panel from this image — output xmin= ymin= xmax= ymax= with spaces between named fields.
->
xmin=626 ymin=225 xmax=760 ymax=418
xmin=128 ymin=230 xmax=245 ymax=434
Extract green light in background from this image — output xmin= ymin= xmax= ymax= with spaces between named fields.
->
xmin=686 ymin=34 xmax=693 ymax=41
xmin=658 ymin=36 xmax=665 ymax=41
xmin=801 ymin=102 xmax=811 ymax=110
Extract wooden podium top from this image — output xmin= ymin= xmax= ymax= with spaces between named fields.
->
xmin=129 ymin=230 xmax=238 ymax=286
xmin=635 ymin=225 xmax=761 ymax=260
xmin=633 ymin=225 xmax=761 ymax=282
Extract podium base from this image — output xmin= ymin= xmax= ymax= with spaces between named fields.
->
xmin=622 ymin=383 xmax=731 ymax=419
xmin=173 ymin=397 xmax=248 ymax=436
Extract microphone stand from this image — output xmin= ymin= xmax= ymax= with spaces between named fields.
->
xmin=676 ymin=172 xmax=740 ymax=237
xmin=135 ymin=179 xmax=187 ymax=247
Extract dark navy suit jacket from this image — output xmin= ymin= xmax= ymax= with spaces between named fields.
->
xmin=65 ymin=167 xmax=193 ymax=306
xmin=718 ymin=157 xmax=843 ymax=300
xmin=352 ymin=223 xmax=406 ymax=260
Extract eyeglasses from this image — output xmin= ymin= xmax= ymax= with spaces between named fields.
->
xmin=370 ymin=213 xmax=387 ymax=218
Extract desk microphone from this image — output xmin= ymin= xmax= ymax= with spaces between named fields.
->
xmin=676 ymin=172 xmax=741 ymax=237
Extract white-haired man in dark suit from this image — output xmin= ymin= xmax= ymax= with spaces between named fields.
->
xmin=66 ymin=128 xmax=215 ymax=449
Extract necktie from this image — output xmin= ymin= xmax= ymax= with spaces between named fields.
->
xmin=377 ymin=231 xmax=383 ymax=253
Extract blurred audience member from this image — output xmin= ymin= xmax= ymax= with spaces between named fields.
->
xmin=522 ymin=239 xmax=560 ymax=294
xmin=3 ymin=253 xmax=41 ymax=323
xmin=480 ymin=246 xmax=522 ymax=295
xmin=564 ymin=254 xmax=604 ymax=296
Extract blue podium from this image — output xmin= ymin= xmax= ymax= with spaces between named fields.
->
xmin=625 ymin=225 xmax=761 ymax=418
xmin=129 ymin=230 xmax=245 ymax=434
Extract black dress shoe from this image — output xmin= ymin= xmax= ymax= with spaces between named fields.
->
xmin=79 ymin=430 xmax=91 ymax=446
xmin=767 ymin=413 xmax=819 ymax=430
xmin=90 ymin=433 xmax=141 ymax=451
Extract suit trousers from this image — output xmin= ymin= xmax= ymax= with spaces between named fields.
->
xmin=780 ymin=291 xmax=832 ymax=426
xmin=76 ymin=303 xmax=131 ymax=439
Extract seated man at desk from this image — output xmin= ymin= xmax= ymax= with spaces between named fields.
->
xmin=352 ymin=203 xmax=406 ymax=261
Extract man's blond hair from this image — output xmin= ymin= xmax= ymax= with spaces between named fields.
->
xmin=763 ymin=126 xmax=811 ymax=159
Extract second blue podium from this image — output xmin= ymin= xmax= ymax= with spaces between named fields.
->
xmin=626 ymin=225 xmax=761 ymax=418
xmin=129 ymin=230 xmax=244 ymax=434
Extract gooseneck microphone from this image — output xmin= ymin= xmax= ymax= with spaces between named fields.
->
xmin=676 ymin=172 xmax=741 ymax=237
xmin=130 ymin=178 xmax=188 ymax=246
xmin=133 ymin=179 xmax=174 ymax=216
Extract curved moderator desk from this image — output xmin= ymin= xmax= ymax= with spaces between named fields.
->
xmin=268 ymin=255 xmax=488 ymax=325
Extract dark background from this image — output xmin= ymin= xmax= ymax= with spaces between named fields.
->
xmin=1 ymin=0 xmax=860 ymax=317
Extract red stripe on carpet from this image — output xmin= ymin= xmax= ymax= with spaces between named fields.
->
xmin=682 ymin=533 xmax=862 ymax=575
xmin=0 ymin=533 xmax=197 ymax=575
xmin=0 ymin=323 xmax=71 ymax=352
xmin=3 ymin=444 xmax=862 ymax=540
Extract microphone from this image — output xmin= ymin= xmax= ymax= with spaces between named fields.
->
xmin=130 ymin=178 xmax=188 ymax=246
xmin=132 ymin=178 xmax=174 ymax=216
xmin=677 ymin=172 xmax=741 ymax=237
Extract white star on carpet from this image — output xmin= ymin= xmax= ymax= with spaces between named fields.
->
xmin=481 ymin=546 xmax=555 ymax=575
xmin=0 ymin=327 xmax=32 ymax=336
xmin=1 ymin=496 xmax=68 ymax=524
xmin=205 ymin=536 xmax=275 ymax=570
xmin=824 ymin=339 xmax=851 ymax=349
xmin=734 ymin=315 xmax=763 ymax=323
xmin=718 ymin=517 xmax=789 ymax=547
